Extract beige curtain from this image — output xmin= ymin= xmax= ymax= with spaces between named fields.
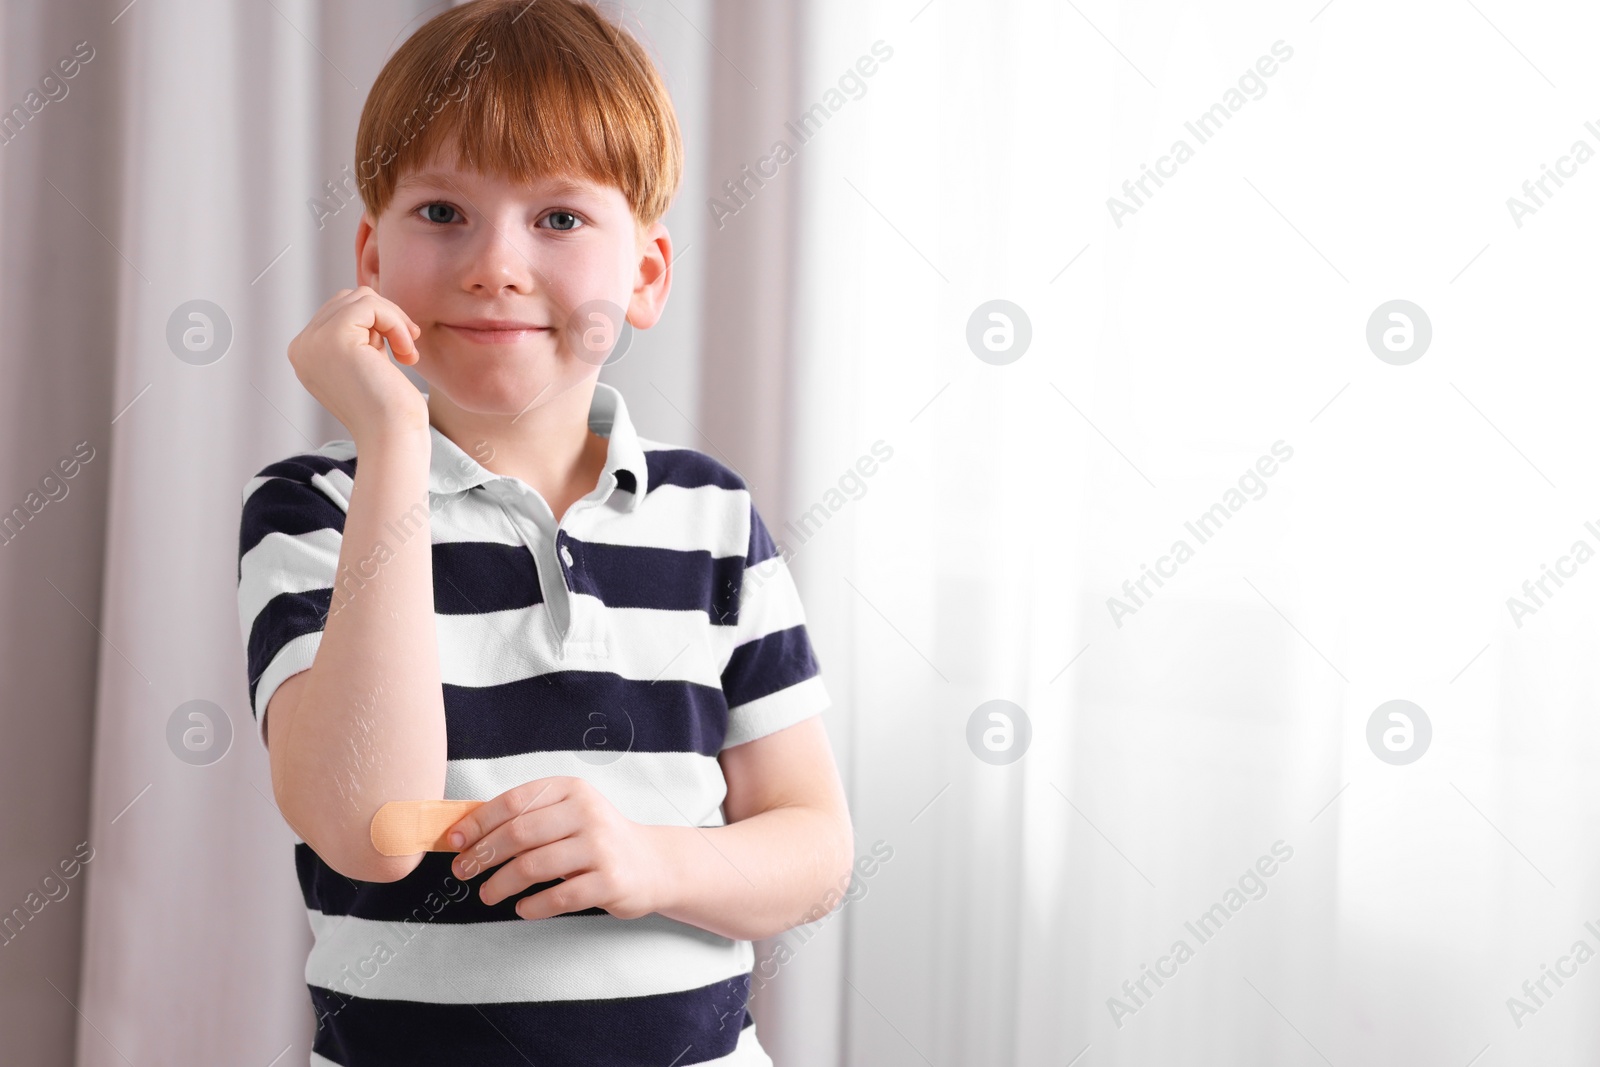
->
xmin=0 ymin=0 xmax=844 ymax=1063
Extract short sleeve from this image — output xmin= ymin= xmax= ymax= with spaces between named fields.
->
xmin=236 ymin=452 xmax=352 ymax=751
xmin=717 ymin=498 xmax=832 ymax=750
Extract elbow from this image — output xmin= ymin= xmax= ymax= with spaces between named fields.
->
xmin=334 ymin=848 xmax=427 ymax=885
xmin=832 ymin=807 xmax=856 ymax=903
xmin=280 ymin=797 xmax=428 ymax=884
xmin=808 ymin=806 xmax=858 ymax=925
xmin=314 ymin=838 xmax=426 ymax=884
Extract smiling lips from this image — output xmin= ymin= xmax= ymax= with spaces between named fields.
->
xmin=443 ymin=320 xmax=553 ymax=344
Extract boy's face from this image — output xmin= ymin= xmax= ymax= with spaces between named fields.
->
xmin=354 ymin=144 xmax=670 ymax=418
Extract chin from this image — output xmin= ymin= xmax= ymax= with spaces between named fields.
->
xmin=431 ymin=367 xmax=564 ymax=417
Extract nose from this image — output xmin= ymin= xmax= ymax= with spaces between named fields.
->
xmin=463 ymin=221 xmax=537 ymax=295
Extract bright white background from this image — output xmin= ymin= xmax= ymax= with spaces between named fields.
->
xmin=789 ymin=1 xmax=1600 ymax=1064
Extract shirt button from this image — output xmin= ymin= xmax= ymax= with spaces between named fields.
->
xmin=561 ymin=544 xmax=574 ymax=567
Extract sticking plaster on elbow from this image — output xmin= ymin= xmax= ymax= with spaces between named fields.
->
xmin=371 ymin=799 xmax=483 ymax=856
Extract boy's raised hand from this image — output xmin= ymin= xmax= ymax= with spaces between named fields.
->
xmin=287 ymin=285 xmax=429 ymax=445
xmin=447 ymin=777 xmax=664 ymax=922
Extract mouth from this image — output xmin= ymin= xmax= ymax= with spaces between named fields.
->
xmin=442 ymin=322 xmax=553 ymax=344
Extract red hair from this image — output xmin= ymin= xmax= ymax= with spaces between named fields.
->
xmin=354 ymin=0 xmax=683 ymax=232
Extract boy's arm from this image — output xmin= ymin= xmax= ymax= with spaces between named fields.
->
xmin=265 ymin=428 xmax=447 ymax=884
xmin=647 ymin=714 xmax=854 ymax=942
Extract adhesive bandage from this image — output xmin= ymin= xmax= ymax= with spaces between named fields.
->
xmin=370 ymin=799 xmax=484 ymax=856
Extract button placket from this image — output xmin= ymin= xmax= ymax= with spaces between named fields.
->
xmin=486 ymin=483 xmax=571 ymax=658
xmin=556 ymin=529 xmax=574 ymax=579
xmin=553 ymin=512 xmax=608 ymax=662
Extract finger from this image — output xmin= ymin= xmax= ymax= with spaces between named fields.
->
xmin=349 ymin=294 xmax=421 ymax=360
xmin=447 ymin=777 xmax=568 ymax=852
xmin=453 ymin=835 xmax=498 ymax=883
xmin=479 ymin=837 xmax=588 ymax=907
xmin=453 ymin=795 xmax=581 ymax=881
xmin=321 ymin=285 xmax=407 ymax=334
xmin=317 ymin=286 xmax=374 ymax=321
xmin=515 ymin=870 xmax=605 ymax=921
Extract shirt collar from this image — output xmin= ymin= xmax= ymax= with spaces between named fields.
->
xmin=425 ymin=381 xmax=648 ymax=510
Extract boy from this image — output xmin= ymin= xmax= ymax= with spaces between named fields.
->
xmin=235 ymin=2 xmax=853 ymax=1063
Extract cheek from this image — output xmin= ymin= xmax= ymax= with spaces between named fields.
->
xmin=388 ymin=255 xmax=451 ymax=307
xmin=549 ymin=247 xmax=626 ymax=305
xmin=379 ymin=238 xmax=447 ymax=304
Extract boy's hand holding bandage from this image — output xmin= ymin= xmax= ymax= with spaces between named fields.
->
xmin=394 ymin=777 xmax=669 ymax=921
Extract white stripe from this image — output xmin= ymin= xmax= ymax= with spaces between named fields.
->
xmin=237 ymin=526 xmax=341 ymax=639
xmin=310 ymin=469 xmax=353 ymax=512
xmin=440 ymin=477 xmax=748 ymax=558
xmin=723 ymin=674 xmax=832 ymax=749
xmin=445 ymin=748 xmax=730 ymax=827
xmin=429 ymin=491 xmax=520 ymax=544
xmin=718 ymin=556 xmax=810 ymax=673
xmin=585 ymin=480 xmax=749 ymax=556
xmin=304 ymin=909 xmax=753 ymax=1003
xmin=722 ymin=1022 xmax=777 ymax=1067
xmin=252 ymin=632 xmax=321 ymax=747
xmin=434 ymin=600 xmax=722 ymax=688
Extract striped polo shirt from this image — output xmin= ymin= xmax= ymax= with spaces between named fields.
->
xmin=236 ymin=380 xmax=831 ymax=1067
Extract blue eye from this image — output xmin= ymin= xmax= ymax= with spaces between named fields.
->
xmin=543 ymin=211 xmax=582 ymax=232
xmin=418 ymin=202 xmax=459 ymax=224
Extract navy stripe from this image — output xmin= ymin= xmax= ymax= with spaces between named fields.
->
xmin=246 ymin=587 xmax=333 ymax=712
xmin=746 ymin=500 xmax=780 ymax=567
xmin=432 ymin=537 xmax=748 ymax=623
xmin=645 ymin=447 xmax=747 ymax=493
xmin=562 ymin=538 xmax=743 ymax=623
xmin=309 ymin=975 xmax=754 ymax=1066
xmin=239 ymin=475 xmax=346 ymax=558
xmin=295 ymin=845 xmax=598 ymax=923
xmin=433 ymin=541 xmax=543 ymax=614
xmin=443 ymin=671 xmax=729 ymax=760
xmin=721 ymin=624 xmax=820 ymax=710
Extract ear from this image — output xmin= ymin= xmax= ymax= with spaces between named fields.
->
xmin=354 ymin=211 xmax=379 ymax=290
xmin=625 ymin=220 xmax=672 ymax=331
